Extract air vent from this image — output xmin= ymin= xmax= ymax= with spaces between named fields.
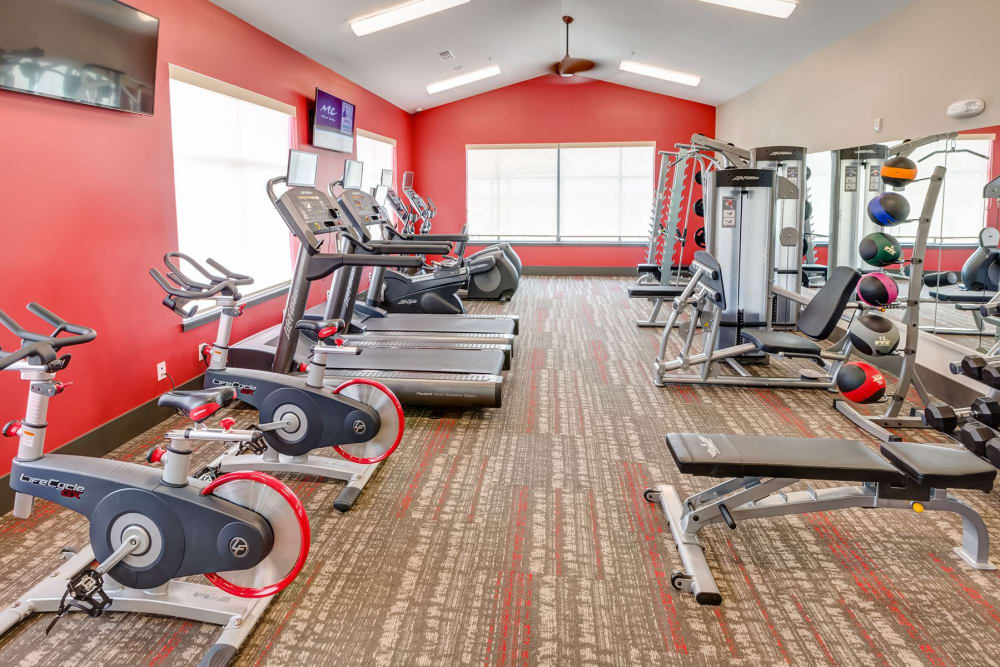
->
xmin=438 ymin=50 xmax=455 ymax=61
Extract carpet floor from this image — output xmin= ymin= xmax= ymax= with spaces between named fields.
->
xmin=1 ymin=275 xmax=999 ymax=666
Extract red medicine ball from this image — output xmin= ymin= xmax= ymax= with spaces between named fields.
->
xmin=836 ymin=361 xmax=886 ymax=404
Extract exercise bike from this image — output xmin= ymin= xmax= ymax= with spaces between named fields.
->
xmin=0 ymin=303 xmax=310 ymax=666
xmin=151 ymin=252 xmax=406 ymax=511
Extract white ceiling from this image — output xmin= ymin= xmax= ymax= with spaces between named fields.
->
xmin=209 ymin=0 xmax=911 ymax=111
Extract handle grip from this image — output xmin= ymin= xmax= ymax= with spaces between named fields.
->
xmin=342 ymin=255 xmax=425 ymax=268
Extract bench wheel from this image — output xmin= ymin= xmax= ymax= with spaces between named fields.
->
xmin=202 ymin=471 xmax=310 ymax=598
xmin=643 ymin=488 xmax=660 ymax=503
xmin=330 ymin=379 xmax=405 ymax=464
xmin=670 ymin=571 xmax=691 ymax=592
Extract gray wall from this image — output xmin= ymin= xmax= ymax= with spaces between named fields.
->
xmin=717 ymin=0 xmax=1000 ymax=151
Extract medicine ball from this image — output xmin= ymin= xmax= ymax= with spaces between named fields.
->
xmin=694 ymin=198 xmax=704 ymax=217
xmin=856 ymin=272 xmax=898 ymax=308
xmin=804 ymin=199 xmax=813 ymax=220
xmin=881 ymin=156 xmax=918 ymax=187
xmin=694 ymin=227 xmax=706 ymax=248
xmin=837 ymin=361 xmax=886 ymax=404
xmin=694 ymin=170 xmax=702 ymax=185
xmin=866 ymin=192 xmax=910 ymax=226
xmin=806 ymin=166 xmax=811 ymax=181
xmin=848 ymin=313 xmax=899 ymax=356
xmin=859 ymin=231 xmax=901 ymax=267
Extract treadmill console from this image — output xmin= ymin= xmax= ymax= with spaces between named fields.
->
xmin=384 ymin=188 xmax=411 ymax=221
xmin=403 ymin=188 xmax=429 ymax=216
xmin=273 ymin=187 xmax=344 ymax=253
xmin=338 ymin=188 xmax=390 ymax=230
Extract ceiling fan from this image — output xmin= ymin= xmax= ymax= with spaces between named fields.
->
xmin=553 ymin=16 xmax=595 ymax=77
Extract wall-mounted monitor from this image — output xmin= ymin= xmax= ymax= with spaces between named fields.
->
xmin=0 ymin=0 xmax=159 ymax=115
xmin=312 ymin=88 xmax=355 ymax=153
xmin=287 ymin=150 xmax=318 ymax=188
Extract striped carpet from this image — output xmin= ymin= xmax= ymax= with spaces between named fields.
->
xmin=2 ymin=275 xmax=1000 ymax=666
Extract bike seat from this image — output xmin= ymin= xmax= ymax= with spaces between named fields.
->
xmin=158 ymin=386 xmax=236 ymax=422
xmin=295 ymin=318 xmax=345 ymax=339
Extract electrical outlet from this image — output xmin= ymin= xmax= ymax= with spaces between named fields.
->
xmin=156 ymin=361 xmax=167 ymax=382
xmin=198 ymin=343 xmax=211 ymax=363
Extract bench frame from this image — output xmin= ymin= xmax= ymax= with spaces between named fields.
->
xmin=646 ymin=476 xmax=995 ymax=605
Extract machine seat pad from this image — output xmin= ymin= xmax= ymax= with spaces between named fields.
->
xmin=158 ymin=386 xmax=237 ymax=421
xmin=628 ymin=285 xmax=684 ymax=299
xmin=797 ymin=266 xmax=861 ymax=340
xmin=666 ymin=433 xmax=903 ymax=483
xmin=880 ymin=441 xmax=996 ymax=492
xmin=740 ymin=329 xmax=821 ymax=355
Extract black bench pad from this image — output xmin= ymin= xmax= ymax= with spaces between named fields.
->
xmin=666 ymin=433 xmax=903 ymax=483
xmin=628 ymin=285 xmax=684 ymax=299
xmin=637 ymin=263 xmax=661 ymax=279
xmin=929 ymin=286 xmax=996 ymax=303
xmin=740 ymin=329 xmax=821 ymax=355
xmin=881 ymin=441 xmax=996 ymax=492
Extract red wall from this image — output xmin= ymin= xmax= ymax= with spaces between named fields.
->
xmin=0 ymin=0 xmax=414 ymax=475
xmin=411 ymin=75 xmax=716 ymax=267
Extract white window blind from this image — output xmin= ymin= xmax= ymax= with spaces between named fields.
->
xmin=467 ymin=143 xmax=653 ymax=242
xmin=168 ymin=75 xmax=293 ymax=301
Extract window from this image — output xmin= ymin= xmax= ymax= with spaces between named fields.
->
xmin=467 ymin=143 xmax=655 ymax=242
xmin=168 ymin=67 xmax=294 ymax=311
xmin=356 ymin=130 xmax=396 ymax=198
xmin=890 ymin=136 xmax=992 ymax=243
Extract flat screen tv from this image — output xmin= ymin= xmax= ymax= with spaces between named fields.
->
xmin=0 ymin=0 xmax=159 ymax=115
xmin=312 ymin=88 xmax=355 ymax=153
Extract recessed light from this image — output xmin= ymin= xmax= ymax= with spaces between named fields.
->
xmin=619 ymin=60 xmax=701 ymax=87
xmin=698 ymin=0 xmax=797 ymax=19
xmin=350 ymin=0 xmax=470 ymax=37
xmin=426 ymin=65 xmax=501 ymax=94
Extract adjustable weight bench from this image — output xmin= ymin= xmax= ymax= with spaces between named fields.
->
xmin=645 ymin=433 xmax=996 ymax=606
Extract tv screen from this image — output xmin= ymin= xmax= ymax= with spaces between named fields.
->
xmin=313 ymin=88 xmax=355 ymax=153
xmin=0 ymin=0 xmax=159 ymax=115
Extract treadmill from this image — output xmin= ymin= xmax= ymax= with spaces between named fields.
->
xmin=322 ymin=161 xmax=520 ymax=337
xmin=229 ymin=150 xmax=504 ymax=408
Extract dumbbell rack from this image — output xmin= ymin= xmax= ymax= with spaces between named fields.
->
xmin=835 ymin=165 xmax=947 ymax=441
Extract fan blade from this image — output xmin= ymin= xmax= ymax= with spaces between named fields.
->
xmin=556 ymin=57 xmax=595 ymax=76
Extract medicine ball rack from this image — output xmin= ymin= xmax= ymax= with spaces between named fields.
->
xmin=835 ymin=164 xmax=947 ymax=441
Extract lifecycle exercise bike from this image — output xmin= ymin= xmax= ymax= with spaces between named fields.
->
xmin=0 ymin=303 xmax=310 ymax=666
xmin=150 ymin=251 xmax=408 ymax=511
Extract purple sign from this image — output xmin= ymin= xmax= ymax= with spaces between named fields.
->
xmin=315 ymin=89 xmax=355 ymax=135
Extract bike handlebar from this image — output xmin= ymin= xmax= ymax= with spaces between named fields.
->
xmin=0 ymin=302 xmax=96 ymax=370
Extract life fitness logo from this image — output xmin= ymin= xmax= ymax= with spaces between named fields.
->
xmin=731 ymin=175 xmax=759 ymax=182
xmin=20 ymin=473 xmax=85 ymax=499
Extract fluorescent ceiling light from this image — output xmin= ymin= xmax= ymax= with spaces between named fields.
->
xmin=698 ymin=0 xmax=797 ymax=19
xmin=619 ymin=60 xmax=701 ymax=87
xmin=426 ymin=65 xmax=501 ymax=94
xmin=350 ymin=0 xmax=470 ymax=37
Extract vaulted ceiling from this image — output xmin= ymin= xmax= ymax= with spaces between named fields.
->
xmin=209 ymin=0 xmax=911 ymax=111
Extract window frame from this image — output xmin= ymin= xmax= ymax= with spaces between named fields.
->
xmin=465 ymin=141 xmax=655 ymax=245
xmin=167 ymin=65 xmax=296 ymax=330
